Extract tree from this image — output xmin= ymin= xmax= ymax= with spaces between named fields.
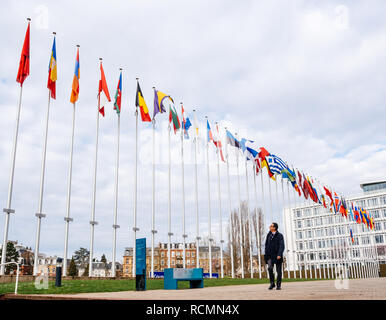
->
xmin=0 ymin=242 xmax=19 ymax=275
xmin=68 ymin=257 xmax=78 ymax=277
xmin=83 ymin=263 xmax=89 ymax=277
xmin=73 ymin=247 xmax=89 ymax=268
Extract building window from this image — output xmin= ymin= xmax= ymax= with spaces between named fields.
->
xmin=186 ymin=251 xmax=190 ymax=257
xmin=296 ymin=210 xmax=302 ymax=218
xmin=374 ymin=222 xmax=382 ymax=231
xmin=371 ymin=210 xmax=380 ymax=219
xmin=375 ymin=235 xmax=384 ymax=243
xmin=192 ymin=252 xmax=195 ymax=257
xmin=296 ymin=220 xmax=302 ymax=228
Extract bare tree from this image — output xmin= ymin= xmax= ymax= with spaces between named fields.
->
xmin=226 ymin=201 xmax=264 ymax=276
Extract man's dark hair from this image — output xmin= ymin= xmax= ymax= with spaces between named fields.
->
xmin=271 ymin=222 xmax=278 ymax=231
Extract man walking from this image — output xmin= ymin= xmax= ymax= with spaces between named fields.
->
xmin=265 ymin=222 xmax=285 ymax=290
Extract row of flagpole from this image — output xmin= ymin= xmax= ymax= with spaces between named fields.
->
xmin=1 ymin=19 xmax=380 ymax=281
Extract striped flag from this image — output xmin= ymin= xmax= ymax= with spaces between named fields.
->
xmin=136 ymin=81 xmax=151 ymax=122
xmin=98 ymin=61 xmax=111 ymax=117
xmin=16 ymin=21 xmax=30 ymax=86
xmin=70 ymin=47 xmax=80 ymax=103
xmin=47 ymin=36 xmax=57 ymax=99
xmin=113 ymin=71 xmax=122 ymax=114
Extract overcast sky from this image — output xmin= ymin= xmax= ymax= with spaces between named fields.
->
xmin=0 ymin=0 xmax=385 ymax=261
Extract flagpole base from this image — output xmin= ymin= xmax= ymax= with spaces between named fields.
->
xmin=64 ymin=217 xmax=73 ymax=222
xmin=3 ymin=208 xmax=15 ymax=214
xmin=90 ymin=220 xmax=98 ymax=225
xmin=35 ymin=213 xmax=46 ymax=218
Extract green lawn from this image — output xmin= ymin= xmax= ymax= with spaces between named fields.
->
xmin=0 ymin=277 xmax=320 ymax=295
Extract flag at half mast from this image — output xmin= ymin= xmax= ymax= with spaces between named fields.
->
xmin=16 ymin=20 xmax=30 ymax=86
xmin=136 ymin=81 xmax=151 ymax=122
xmin=113 ymin=71 xmax=122 ymax=114
xmin=98 ymin=61 xmax=111 ymax=117
xmin=47 ymin=36 xmax=57 ymax=99
xmin=70 ymin=47 xmax=80 ymax=103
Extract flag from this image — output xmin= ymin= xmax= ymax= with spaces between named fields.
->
xmin=334 ymin=192 xmax=340 ymax=214
xmin=266 ymin=154 xmax=288 ymax=176
xmin=16 ymin=21 xmax=30 ymax=86
xmin=47 ymin=36 xmax=57 ymax=99
xmin=259 ymin=147 xmax=275 ymax=180
xmin=353 ymin=205 xmax=361 ymax=223
xmin=113 ymin=71 xmax=122 ymax=114
xmin=324 ymin=186 xmax=333 ymax=207
xmin=349 ymin=204 xmax=355 ymax=221
xmin=240 ymin=138 xmax=258 ymax=160
xmin=153 ymin=88 xmax=172 ymax=118
xmin=213 ymin=123 xmax=225 ymax=162
xmin=181 ymin=104 xmax=192 ymax=139
xmin=98 ymin=61 xmax=111 ymax=117
xmin=136 ymin=81 xmax=151 ymax=122
xmin=350 ymin=228 xmax=354 ymax=244
xmin=169 ymin=104 xmax=180 ymax=133
xmin=226 ymin=130 xmax=240 ymax=148
xmin=207 ymin=120 xmax=214 ymax=143
xmin=70 ymin=47 xmax=80 ymax=103
xmin=339 ymin=197 xmax=348 ymax=218
xmin=254 ymin=158 xmax=261 ymax=174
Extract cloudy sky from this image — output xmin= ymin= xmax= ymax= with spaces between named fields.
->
xmin=0 ymin=0 xmax=385 ymax=261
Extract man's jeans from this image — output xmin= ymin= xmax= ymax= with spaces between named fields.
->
xmin=267 ymin=258 xmax=282 ymax=285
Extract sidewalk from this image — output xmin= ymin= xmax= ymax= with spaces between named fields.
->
xmin=3 ymin=278 xmax=385 ymax=300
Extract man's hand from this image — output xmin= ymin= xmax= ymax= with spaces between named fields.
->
xmin=277 ymin=256 xmax=281 ymax=260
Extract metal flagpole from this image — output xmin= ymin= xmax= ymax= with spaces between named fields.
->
xmin=205 ymin=117 xmax=212 ymax=278
xmin=281 ymin=178 xmax=290 ymax=279
xmin=193 ymin=110 xmax=200 ymax=268
xmin=292 ymin=186 xmax=304 ymax=278
xmin=224 ymin=127 xmax=234 ymax=278
xmin=89 ymin=58 xmax=104 ymax=277
xmin=215 ymin=123 xmax=224 ymax=278
xmin=33 ymin=87 xmax=52 ymax=276
xmin=63 ymin=101 xmax=76 ymax=277
xmin=132 ymin=90 xmax=140 ymax=277
xmin=286 ymin=182 xmax=296 ymax=278
xmin=167 ymin=120 xmax=172 ymax=268
xmin=150 ymin=88 xmax=157 ymax=278
xmin=112 ymin=72 xmax=122 ymax=277
xmin=252 ymin=163 xmax=262 ymax=279
xmin=180 ymin=103 xmax=187 ymax=269
xmin=234 ymin=133 xmax=244 ymax=278
xmin=268 ymin=177 xmax=273 ymax=227
xmin=260 ymin=166 xmax=270 ymax=279
xmin=244 ymin=159 xmax=253 ymax=278
xmin=63 ymin=44 xmax=79 ymax=277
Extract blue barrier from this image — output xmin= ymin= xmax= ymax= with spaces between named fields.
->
xmin=164 ymin=268 xmax=204 ymax=290
xmin=203 ymin=273 xmax=219 ymax=279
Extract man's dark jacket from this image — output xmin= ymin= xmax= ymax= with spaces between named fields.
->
xmin=264 ymin=231 xmax=285 ymax=263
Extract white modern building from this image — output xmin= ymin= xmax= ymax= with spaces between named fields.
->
xmin=283 ymin=181 xmax=386 ymax=278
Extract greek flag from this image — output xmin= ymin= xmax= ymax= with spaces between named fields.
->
xmin=266 ymin=154 xmax=288 ymax=175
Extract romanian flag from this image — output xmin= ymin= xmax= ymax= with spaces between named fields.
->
xmin=70 ymin=47 xmax=80 ymax=103
xmin=47 ymin=36 xmax=57 ymax=99
xmin=16 ymin=20 xmax=30 ymax=86
xmin=136 ymin=81 xmax=151 ymax=122
xmin=113 ymin=71 xmax=122 ymax=114
xmin=350 ymin=228 xmax=354 ymax=244
xmin=153 ymin=88 xmax=172 ymax=118
xmin=98 ymin=61 xmax=111 ymax=117
xmin=169 ymin=104 xmax=180 ymax=133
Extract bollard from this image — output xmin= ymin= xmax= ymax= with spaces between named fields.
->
xmin=55 ymin=257 xmax=63 ymax=287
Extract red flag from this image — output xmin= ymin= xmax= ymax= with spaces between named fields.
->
xmin=98 ymin=61 xmax=111 ymax=117
xmin=16 ymin=21 xmax=30 ymax=86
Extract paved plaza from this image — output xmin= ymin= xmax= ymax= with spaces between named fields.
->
xmin=5 ymin=278 xmax=386 ymax=300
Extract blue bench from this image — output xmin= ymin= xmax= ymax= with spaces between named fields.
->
xmin=164 ymin=268 xmax=204 ymax=290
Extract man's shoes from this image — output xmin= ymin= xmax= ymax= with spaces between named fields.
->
xmin=276 ymin=282 xmax=281 ymax=290
xmin=268 ymin=283 xmax=275 ymax=290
